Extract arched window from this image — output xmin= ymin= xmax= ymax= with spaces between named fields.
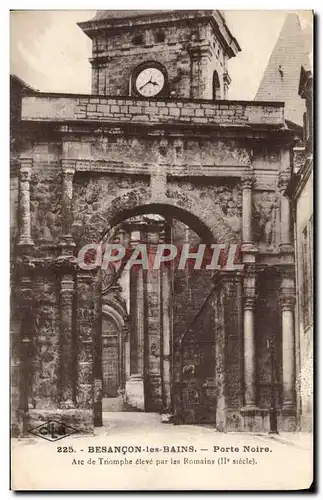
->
xmin=213 ymin=71 xmax=221 ymax=100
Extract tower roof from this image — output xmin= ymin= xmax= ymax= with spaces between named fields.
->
xmin=255 ymin=13 xmax=312 ymax=126
xmin=92 ymin=10 xmax=171 ymax=21
xmin=78 ymin=10 xmax=241 ymax=58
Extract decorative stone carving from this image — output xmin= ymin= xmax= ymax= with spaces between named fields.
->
xmin=18 ymin=158 xmax=34 ymax=247
xmin=30 ymin=169 xmax=62 ymax=243
xmin=253 ymin=191 xmax=279 ymax=248
xmin=59 ymin=274 xmax=75 ymax=408
xmin=72 ymin=175 xmax=146 ymax=247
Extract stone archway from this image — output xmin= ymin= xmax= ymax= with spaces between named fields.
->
xmin=75 ymin=191 xmax=227 ymax=424
xmin=76 ymin=186 xmax=217 ymax=249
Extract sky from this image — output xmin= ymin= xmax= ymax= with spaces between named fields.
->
xmin=10 ymin=10 xmax=313 ymax=100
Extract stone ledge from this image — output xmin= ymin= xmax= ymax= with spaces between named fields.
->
xmin=21 ymin=94 xmax=285 ymax=128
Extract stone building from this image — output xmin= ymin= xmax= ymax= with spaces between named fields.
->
xmin=286 ymin=64 xmax=313 ymax=432
xmin=11 ymin=10 xmax=300 ymax=434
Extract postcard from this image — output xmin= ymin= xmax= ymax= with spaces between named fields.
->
xmin=10 ymin=9 xmax=313 ymax=490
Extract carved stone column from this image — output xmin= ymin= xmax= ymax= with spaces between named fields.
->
xmin=279 ymin=173 xmax=293 ymax=254
xmin=125 ymin=230 xmax=146 ymax=410
xmin=241 ymin=173 xmax=256 ymax=254
xmin=17 ymin=158 xmax=34 ymax=433
xmin=60 ymin=160 xmax=75 ymax=253
xmin=18 ymin=158 xmax=34 ymax=247
xmin=93 ymin=271 xmax=103 ymax=427
xmin=58 ymin=269 xmax=75 ymax=409
xmin=57 ymin=161 xmax=77 ymax=408
xmin=280 ymin=268 xmax=296 ymax=409
xmin=17 ymin=257 xmax=34 ymax=434
xmin=241 ymin=172 xmax=258 ymax=410
xmin=243 ymin=266 xmax=257 ymax=409
xmin=161 ymin=256 xmax=172 ymax=414
xmin=76 ymin=270 xmax=94 ymax=410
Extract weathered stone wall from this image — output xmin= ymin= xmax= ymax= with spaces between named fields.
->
xmin=82 ymin=12 xmax=232 ymax=99
xmin=171 ymin=179 xmax=242 ymax=243
xmin=12 ymin=85 xmax=296 ymax=432
xmin=72 ymin=173 xmax=149 ymax=247
xmin=22 ymin=94 xmax=285 ymax=127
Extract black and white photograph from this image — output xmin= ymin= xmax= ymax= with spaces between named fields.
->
xmin=9 ymin=7 xmax=314 ymax=490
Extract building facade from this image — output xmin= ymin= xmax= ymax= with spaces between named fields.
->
xmin=11 ymin=10 xmax=300 ymax=435
xmin=287 ymin=64 xmax=313 ymax=432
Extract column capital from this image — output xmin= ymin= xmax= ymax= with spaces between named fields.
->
xmin=241 ymin=172 xmax=255 ymax=189
xmin=280 ymin=265 xmax=295 ymax=282
xmin=19 ymin=167 xmax=32 ymax=182
xmin=60 ymin=274 xmax=74 ymax=291
xmin=243 ymin=263 xmax=263 ymax=279
xmin=213 ymin=269 xmax=243 ymax=286
xmin=243 ymin=294 xmax=257 ymax=310
xmin=188 ymin=43 xmax=213 ymax=60
xmin=55 ymin=254 xmax=77 ymax=274
xmin=278 ymin=173 xmax=291 ymax=193
xmin=77 ymin=269 xmax=95 ymax=282
xmin=280 ymin=294 xmax=296 ymax=311
xmin=19 ymin=157 xmax=33 ymax=170
xmin=61 ymin=159 xmax=76 ymax=175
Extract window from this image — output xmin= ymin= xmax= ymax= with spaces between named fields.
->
xmin=213 ymin=71 xmax=221 ymax=100
xmin=155 ymin=31 xmax=165 ymax=43
xmin=132 ymin=33 xmax=144 ymax=46
xmin=300 ymin=217 xmax=313 ymax=329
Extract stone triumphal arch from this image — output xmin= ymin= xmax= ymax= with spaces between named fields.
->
xmin=11 ymin=10 xmax=298 ymax=434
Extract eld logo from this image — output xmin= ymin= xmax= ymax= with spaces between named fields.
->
xmin=28 ymin=420 xmax=78 ymax=442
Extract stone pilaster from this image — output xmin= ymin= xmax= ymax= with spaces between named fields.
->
xmin=243 ymin=266 xmax=257 ymax=409
xmin=161 ymin=252 xmax=172 ymax=414
xmin=18 ymin=158 xmax=34 ymax=247
xmin=188 ymin=45 xmax=213 ymax=99
xmin=125 ymin=230 xmax=145 ymax=410
xmin=241 ymin=172 xmax=258 ymax=410
xmin=93 ymin=272 xmax=103 ymax=427
xmin=241 ymin=173 xmax=257 ymax=255
xmin=279 ymin=173 xmax=294 ymax=254
xmin=60 ymin=160 xmax=76 ymax=253
xmin=76 ymin=270 xmax=94 ymax=409
xmin=57 ymin=160 xmax=77 ymax=408
xmin=59 ymin=271 xmax=75 ymax=409
xmin=280 ymin=268 xmax=296 ymax=409
xmin=279 ymin=148 xmax=293 ymax=254
xmin=16 ymin=256 xmax=34 ymax=434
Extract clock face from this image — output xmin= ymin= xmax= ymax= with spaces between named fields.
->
xmin=135 ymin=67 xmax=165 ymax=97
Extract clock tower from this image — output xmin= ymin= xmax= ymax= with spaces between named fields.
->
xmin=78 ymin=10 xmax=240 ymax=99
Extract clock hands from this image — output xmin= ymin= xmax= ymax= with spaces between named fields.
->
xmin=139 ymin=76 xmax=159 ymax=91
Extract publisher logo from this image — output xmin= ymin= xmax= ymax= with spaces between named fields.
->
xmin=28 ymin=420 xmax=78 ymax=442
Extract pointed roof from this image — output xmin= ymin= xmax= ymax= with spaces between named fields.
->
xmin=255 ymin=13 xmax=312 ymax=126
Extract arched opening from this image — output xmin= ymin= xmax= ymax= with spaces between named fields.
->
xmin=101 ymin=304 xmax=127 ymax=411
xmin=91 ymin=204 xmax=218 ymax=424
xmin=102 ymin=202 xmax=215 ymax=245
xmin=213 ymin=70 xmax=221 ymax=100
